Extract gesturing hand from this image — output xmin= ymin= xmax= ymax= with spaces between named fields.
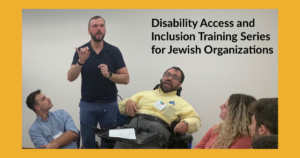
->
xmin=98 ymin=64 xmax=109 ymax=78
xmin=125 ymin=100 xmax=138 ymax=117
xmin=75 ymin=46 xmax=90 ymax=64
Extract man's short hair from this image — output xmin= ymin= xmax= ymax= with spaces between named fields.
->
xmin=163 ymin=67 xmax=185 ymax=83
xmin=88 ymin=15 xmax=105 ymax=29
xmin=26 ymin=89 xmax=41 ymax=112
xmin=250 ymin=98 xmax=278 ymax=135
xmin=252 ymin=135 xmax=278 ymax=149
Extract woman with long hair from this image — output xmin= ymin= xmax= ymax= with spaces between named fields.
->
xmin=195 ymin=94 xmax=256 ymax=149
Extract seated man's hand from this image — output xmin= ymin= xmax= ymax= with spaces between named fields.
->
xmin=40 ymin=142 xmax=58 ymax=149
xmin=174 ymin=121 xmax=188 ymax=134
xmin=126 ymin=100 xmax=138 ymax=117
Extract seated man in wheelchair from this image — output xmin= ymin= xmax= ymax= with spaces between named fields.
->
xmin=113 ymin=67 xmax=201 ymax=148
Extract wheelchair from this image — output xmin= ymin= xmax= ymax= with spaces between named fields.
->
xmin=92 ymin=84 xmax=193 ymax=149
xmin=92 ymin=125 xmax=193 ymax=149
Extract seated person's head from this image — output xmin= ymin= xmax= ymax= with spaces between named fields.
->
xmin=213 ymin=94 xmax=256 ymax=148
xmin=249 ymin=98 xmax=278 ymax=140
xmin=251 ymin=135 xmax=278 ymax=149
xmin=26 ymin=89 xmax=53 ymax=113
xmin=160 ymin=67 xmax=184 ymax=93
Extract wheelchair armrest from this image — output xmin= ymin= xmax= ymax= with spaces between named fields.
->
xmin=168 ymin=133 xmax=193 ymax=149
xmin=92 ymin=126 xmax=101 ymax=133
xmin=169 ymin=133 xmax=193 ymax=144
xmin=92 ymin=126 xmax=119 ymax=134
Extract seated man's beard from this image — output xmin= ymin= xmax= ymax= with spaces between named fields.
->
xmin=160 ymin=79 xmax=179 ymax=93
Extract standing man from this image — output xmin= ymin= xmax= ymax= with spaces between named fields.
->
xmin=67 ymin=16 xmax=129 ymax=148
xmin=249 ymin=98 xmax=278 ymax=141
xmin=26 ymin=90 xmax=79 ymax=149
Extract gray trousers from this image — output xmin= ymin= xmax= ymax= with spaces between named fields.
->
xmin=113 ymin=117 xmax=171 ymax=149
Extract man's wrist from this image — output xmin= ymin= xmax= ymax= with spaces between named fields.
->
xmin=182 ymin=120 xmax=189 ymax=125
xmin=126 ymin=99 xmax=131 ymax=104
xmin=107 ymin=72 xmax=112 ymax=79
xmin=49 ymin=142 xmax=59 ymax=149
xmin=77 ymin=59 xmax=85 ymax=66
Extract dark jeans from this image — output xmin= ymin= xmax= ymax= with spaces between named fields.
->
xmin=79 ymin=101 xmax=117 ymax=148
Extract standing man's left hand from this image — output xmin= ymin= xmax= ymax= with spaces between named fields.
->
xmin=174 ymin=121 xmax=188 ymax=134
xmin=98 ymin=64 xmax=109 ymax=78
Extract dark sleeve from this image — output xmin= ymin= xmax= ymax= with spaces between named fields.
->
xmin=112 ymin=47 xmax=126 ymax=70
xmin=71 ymin=51 xmax=79 ymax=65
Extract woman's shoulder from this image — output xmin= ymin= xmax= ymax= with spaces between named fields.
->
xmin=230 ymin=135 xmax=252 ymax=149
xmin=210 ymin=124 xmax=218 ymax=130
xmin=238 ymin=135 xmax=252 ymax=141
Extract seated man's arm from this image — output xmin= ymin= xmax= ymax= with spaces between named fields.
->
xmin=29 ymin=128 xmax=50 ymax=149
xmin=41 ymin=109 xmax=79 ymax=149
xmin=40 ymin=131 xmax=78 ymax=149
xmin=118 ymin=92 xmax=143 ymax=116
xmin=62 ymin=109 xmax=79 ymax=140
xmin=61 ymin=109 xmax=79 ymax=135
xmin=175 ymin=102 xmax=201 ymax=134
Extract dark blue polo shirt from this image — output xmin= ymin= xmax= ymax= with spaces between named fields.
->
xmin=71 ymin=41 xmax=126 ymax=103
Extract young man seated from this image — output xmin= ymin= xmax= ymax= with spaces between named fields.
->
xmin=26 ymin=90 xmax=79 ymax=149
xmin=249 ymin=98 xmax=278 ymax=141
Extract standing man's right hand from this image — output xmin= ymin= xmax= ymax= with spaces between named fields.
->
xmin=125 ymin=100 xmax=138 ymax=117
xmin=75 ymin=46 xmax=90 ymax=64
xmin=68 ymin=47 xmax=90 ymax=82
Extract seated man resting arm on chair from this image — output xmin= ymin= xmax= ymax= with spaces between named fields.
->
xmin=115 ymin=67 xmax=201 ymax=149
xmin=26 ymin=90 xmax=79 ymax=149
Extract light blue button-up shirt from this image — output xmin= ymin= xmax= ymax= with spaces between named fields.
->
xmin=29 ymin=109 xmax=79 ymax=149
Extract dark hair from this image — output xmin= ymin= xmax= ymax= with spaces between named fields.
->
xmin=26 ymin=89 xmax=41 ymax=112
xmin=250 ymin=98 xmax=278 ymax=135
xmin=252 ymin=135 xmax=278 ymax=149
xmin=163 ymin=67 xmax=185 ymax=83
xmin=88 ymin=15 xmax=105 ymax=29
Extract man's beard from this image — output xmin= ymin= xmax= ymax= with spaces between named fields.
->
xmin=91 ymin=31 xmax=105 ymax=42
xmin=160 ymin=79 xmax=179 ymax=93
xmin=251 ymin=127 xmax=260 ymax=141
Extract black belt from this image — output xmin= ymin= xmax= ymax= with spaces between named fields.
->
xmin=134 ymin=114 xmax=169 ymax=128
xmin=94 ymin=102 xmax=105 ymax=105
